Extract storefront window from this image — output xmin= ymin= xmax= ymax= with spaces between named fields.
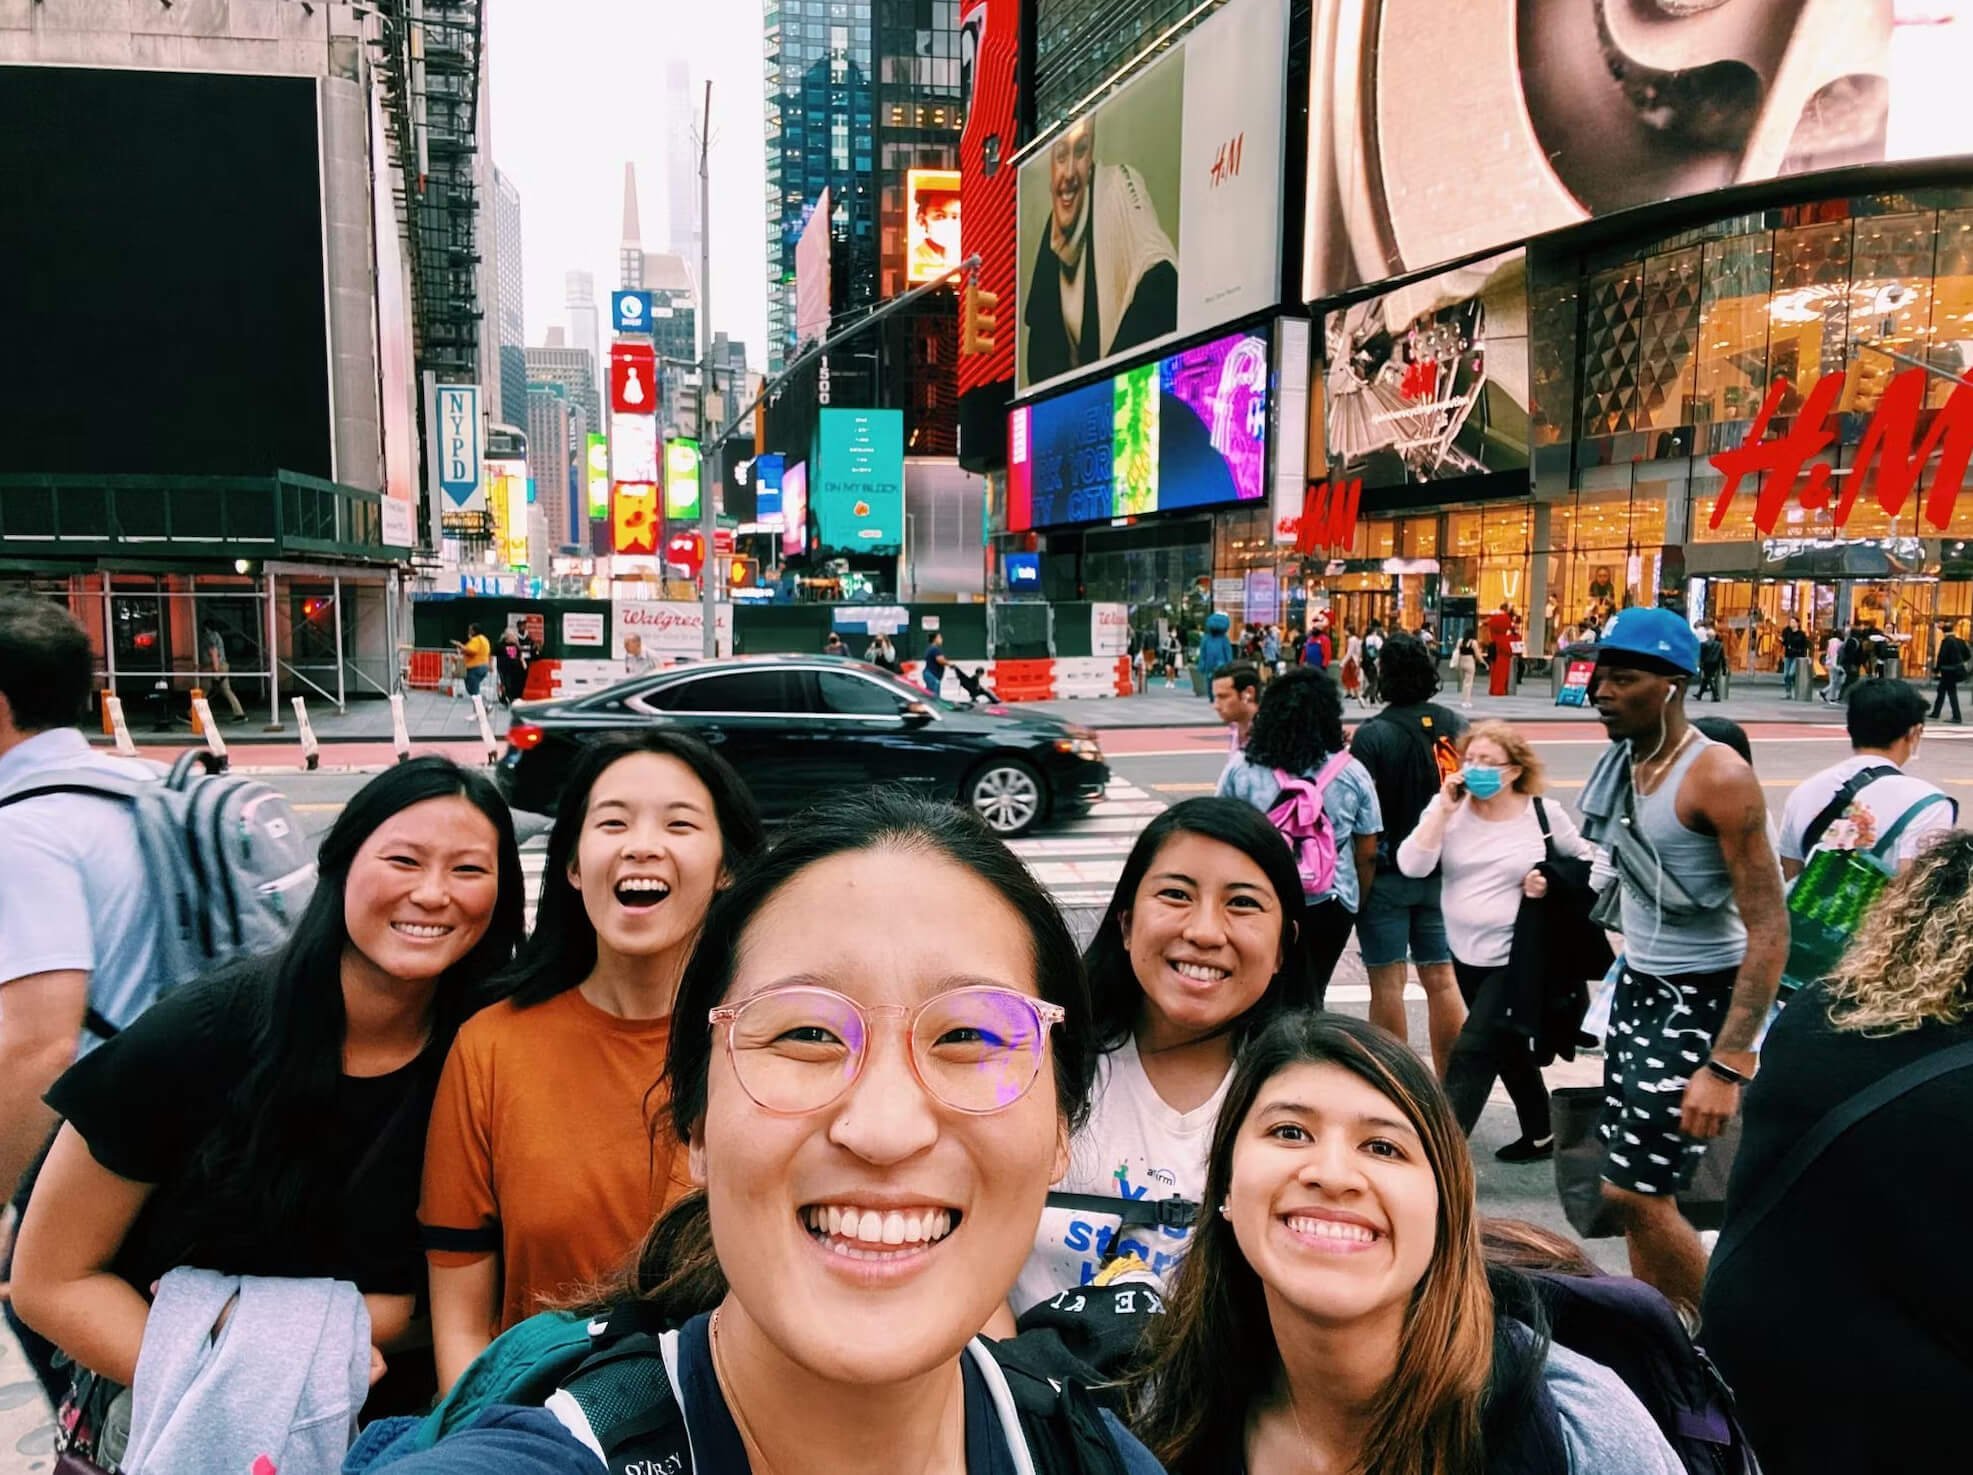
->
xmin=1695 ymin=232 xmax=1772 ymax=427
xmin=1445 ymin=510 xmax=1484 ymax=557
xmin=1400 ymin=517 xmax=1437 ymax=558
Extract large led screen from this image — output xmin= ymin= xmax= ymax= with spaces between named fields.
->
xmin=1008 ymin=327 xmax=1271 ymax=531
xmin=1322 ymin=251 xmax=1530 ymax=487
xmin=814 ymin=408 xmax=906 ymax=553
xmin=1015 ymin=0 xmax=1288 ymax=394
xmin=0 ymin=67 xmax=330 ymax=477
xmin=1305 ymin=0 xmax=1973 ymax=301
xmin=782 ymin=461 xmax=810 ymax=559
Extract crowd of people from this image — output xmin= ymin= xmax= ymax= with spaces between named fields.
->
xmin=1 ymin=587 xmax=1970 ymax=1474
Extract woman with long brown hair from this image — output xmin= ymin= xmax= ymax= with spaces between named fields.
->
xmin=1133 ymin=1012 xmax=1679 ymax=1475
xmin=1702 ymin=831 xmax=1973 ymax=1475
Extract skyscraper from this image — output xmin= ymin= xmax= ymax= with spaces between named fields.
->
xmin=492 ymin=166 xmax=526 ymax=426
xmin=664 ymin=58 xmax=702 ymax=273
xmin=566 ymin=270 xmax=601 ymax=397
xmin=619 ymin=162 xmax=644 ymax=291
xmin=526 ymin=380 xmax=576 ymax=554
xmin=1030 ymin=0 xmax=1203 ymax=124
xmin=525 ymin=339 xmax=601 ymax=445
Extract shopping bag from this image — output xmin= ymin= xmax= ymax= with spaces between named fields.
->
xmin=1551 ymin=1085 xmax=1741 ymax=1238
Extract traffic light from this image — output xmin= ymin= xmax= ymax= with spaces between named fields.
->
xmin=962 ymin=277 xmax=998 ymax=356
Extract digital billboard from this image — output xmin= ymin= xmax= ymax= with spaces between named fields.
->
xmin=796 ymin=189 xmax=832 ymax=349
xmin=613 ymin=414 xmax=659 ymax=482
xmin=782 ymin=462 xmax=810 ymax=559
xmin=755 ymin=451 xmax=786 ymax=531
xmin=611 ymin=342 xmax=658 ymax=414
xmin=613 ymin=290 xmax=655 ymax=335
xmin=1322 ymin=251 xmax=1530 ymax=487
xmin=1014 ymin=0 xmax=1288 ymax=394
xmin=958 ymin=0 xmax=1019 ymax=396
xmin=907 ymin=170 xmax=963 ymax=284
xmin=1304 ymin=0 xmax=1973 ymax=301
xmin=488 ymin=458 xmax=530 ymax=570
xmin=586 ymin=433 xmax=610 ymax=520
xmin=613 ymin=481 xmax=660 ymax=555
xmin=814 ymin=409 xmax=905 ymax=553
xmin=666 ymin=439 xmax=701 ymax=521
xmin=1007 ymin=326 xmax=1271 ymax=531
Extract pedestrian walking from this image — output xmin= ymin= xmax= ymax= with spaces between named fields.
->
xmin=377 ymin=792 xmax=1164 ymax=1475
xmin=1195 ymin=611 xmax=1235 ymax=691
xmin=823 ymin=631 xmax=849 ymax=657
xmin=920 ymin=630 xmax=947 ymax=694
xmin=1397 ymin=722 xmax=1596 ymax=1161
xmin=1932 ymin=619 xmax=1969 ymax=723
xmin=1702 ymin=834 xmax=1973 ymax=1475
xmin=1780 ymin=616 xmax=1810 ymax=698
xmin=1260 ymin=623 xmax=1281 ymax=674
xmin=1339 ymin=624 xmax=1364 ymax=703
xmin=450 ymin=624 xmax=492 ymax=701
xmin=1208 ymin=659 xmax=1261 ymax=763
xmin=1361 ymin=618 xmax=1384 ymax=701
xmin=1832 ymin=624 xmax=1866 ymax=703
xmin=1819 ymin=629 xmax=1844 ymax=703
xmin=1486 ymin=603 xmax=1516 ymax=697
xmin=1349 ymin=634 xmax=1468 ymax=1075
xmin=1777 ymin=677 xmax=1954 ymax=883
xmin=1218 ymin=668 xmax=1383 ymax=997
xmin=1452 ymin=630 xmax=1482 ymax=706
xmin=199 ymin=619 xmax=247 ymax=722
xmin=10 ymin=759 xmax=525 ymax=1448
xmin=1013 ymin=799 xmax=1311 ymax=1316
xmin=620 ymin=632 xmax=656 ymax=677
xmin=1134 ymin=1013 xmax=1685 ymax=1475
xmin=1696 ymin=626 xmax=1727 ymax=702
xmin=422 ymin=733 xmax=765 ymax=1392
xmin=862 ymin=632 xmax=898 ymax=672
xmin=0 ymin=595 xmax=175 ymax=1408
xmin=1578 ymin=606 xmax=1788 ymax=1312
xmin=495 ymin=627 xmax=529 ymax=705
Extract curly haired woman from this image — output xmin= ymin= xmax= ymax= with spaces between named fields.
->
xmin=1701 ymin=832 xmax=1973 ymax=1475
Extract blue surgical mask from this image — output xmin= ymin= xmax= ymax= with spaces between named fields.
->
xmin=1462 ymin=763 xmax=1506 ymax=800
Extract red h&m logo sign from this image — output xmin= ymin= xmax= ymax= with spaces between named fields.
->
xmin=1292 ymin=479 xmax=1362 ymax=555
xmin=1709 ymin=366 xmax=1973 ymax=535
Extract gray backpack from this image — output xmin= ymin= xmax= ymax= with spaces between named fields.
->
xmin=0 ymin=750 xmax=316 ymax=1034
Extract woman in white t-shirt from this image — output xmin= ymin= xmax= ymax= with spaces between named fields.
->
xmin=1010 ymin=798 xmax=1312 ymax=1316
xmin=1396 ymin=721 xmax=1593 ymax=1163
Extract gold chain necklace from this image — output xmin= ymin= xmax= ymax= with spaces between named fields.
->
xmin=1632 ymin=726 xmax=1696 ymax=799
xmin=710 ymin=1307 xmax=783 ymax=1475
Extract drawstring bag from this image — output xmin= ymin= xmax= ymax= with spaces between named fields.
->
xmin=1266 ymin=752 xmax=1355 ymax=897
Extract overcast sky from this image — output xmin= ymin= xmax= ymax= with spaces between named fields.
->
xmin=488 ymin=0 xmax=769 ymax=369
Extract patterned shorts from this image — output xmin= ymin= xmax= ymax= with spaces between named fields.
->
xmin=1599 ymin=965 xmax=1737 ymax=1196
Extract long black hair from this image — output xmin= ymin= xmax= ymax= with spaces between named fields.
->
xmin=1082 ymin=797 xmax=1311 ymax=1052
xmin=1242 ymin=666 xmax=1347 ymax=774
xmin=498 ymin=730 xmax=767 ymax=1008
xmin=585 ymin=790 xmax=1098 ymax=1322
xmin=179 ymin=757 xmax=525 ymax=1261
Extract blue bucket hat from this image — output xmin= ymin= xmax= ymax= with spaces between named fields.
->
xmin=1595 ymin=607 xmax=1699 ymax=678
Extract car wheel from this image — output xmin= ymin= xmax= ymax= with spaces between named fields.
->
xmin=967 ymin=758 xmax=1045 ymax=836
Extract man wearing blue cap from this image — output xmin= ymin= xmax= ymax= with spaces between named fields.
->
xmin=1577 ymin=606 xmax=1787 ymax=1311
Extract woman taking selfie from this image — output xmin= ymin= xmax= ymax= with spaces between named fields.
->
xmin=1219 ymin=667 xmax=1383 ymax=995
xmin=422 ymin=731 xmax=765 ymax=1391
xmin=1013 ymin=799 xmax=1312 ymax=1315
xmin=12 ymin=758 xmax=525 ymax=1452
xmin=1134 ymin=1011 xmax=1681 ymax=1475
xmin=1397 ymin=722 xmax=1594 ymax=1161
xmin=375 ymin=791 xmax=1165 ymax=1474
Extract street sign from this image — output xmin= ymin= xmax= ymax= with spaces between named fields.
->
xmin=436 ymin=385 xmax=482 ymax=509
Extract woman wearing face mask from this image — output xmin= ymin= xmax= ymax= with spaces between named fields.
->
xmin=1013 ymin=799 xmax=1312 ymax=1316
xmin=1396 ymin=723 xmax=1593 ymax=1162
xmin=1219 ymin=668 xmax=1384 ymax=995
xmin=422 ymin=732 xmax=765 ymax=1392
xmin=369 ymin=792 xmax=1165 ymax=1474
xmin=13 ymin=759 xmax=524 ymax=1455
xmin=1134 ymin=1011 xmax=1682 ymax=1475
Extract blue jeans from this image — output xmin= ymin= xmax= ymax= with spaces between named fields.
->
xmin=1780 ymin=656 xmax=1798 ymax=695
xmin=463 ymin=664 xmax=488 ymax=699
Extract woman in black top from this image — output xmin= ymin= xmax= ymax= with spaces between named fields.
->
xmin=1701 ymin=834 xmax=1973 ymax=1474
xmin=12 ymin=758 xmax=524 ymax=1432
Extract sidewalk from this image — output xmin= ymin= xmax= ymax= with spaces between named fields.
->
xmin=91 ymin=670 xmax=1870 ymax=749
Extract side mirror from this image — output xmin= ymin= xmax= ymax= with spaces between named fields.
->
xmin=901 ymin=701 xmax=936 ymax=723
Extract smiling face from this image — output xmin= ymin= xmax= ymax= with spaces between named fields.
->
xmin=567 ymin=751 xmax=729 ymax=963
xmin=690 ymin=845 xmax=1068 ymax=1384
xmin=1048 ymin=120 xmax=1093 ymax=241
xmin=342 ymin=795 xmax=501 ymax=983
xmin=1122 ymin=831 xmax=1286 ymax=1044
xmin=1225 ymin=1061 xmax=1439 ymax=1332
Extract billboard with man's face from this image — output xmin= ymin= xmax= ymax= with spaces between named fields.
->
xmin=907 ymin=170 xmax=963 ymax=284
xmin=1014 ymin=0 xmax=1289 ymax=395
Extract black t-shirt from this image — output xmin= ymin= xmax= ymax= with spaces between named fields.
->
xmin=44 ymin=962 xmax=440 ymax=1298
xmin=1351 ymin=702 xmax=1466 ymax=867
xmin=1701 ymin=986 xmax=1973 ymax=1473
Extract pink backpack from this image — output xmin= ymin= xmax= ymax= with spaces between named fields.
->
xmin=1267 ymin=752 xmax=1355 ymax=896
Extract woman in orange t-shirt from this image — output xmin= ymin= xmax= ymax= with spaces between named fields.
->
xmin=421 ymin=730 xmax=766 ymax=1392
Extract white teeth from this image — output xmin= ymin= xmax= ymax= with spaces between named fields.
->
xmin=1287 ymin=1216 xmax=1377 ymax=1244
xmin=803 ymin=1205 xmax=955 ymax=1247
xmin=857 ymin=1210 xmax=883 ymax=1243
xmin=882 ymin=1212 xmax=906 ymax=1245
xmin=393 ymin=922 xmax=450 ymax=938
xmin=827 ymin=1206 xmax=843 ymax=1236
xmin=1172 ymin=960 xmax=1228 ymax=982
xmin=903 ymin=1212 xmax=921 ymax=1243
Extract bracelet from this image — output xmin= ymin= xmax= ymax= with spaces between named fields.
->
xmin=1703 ymin=1057 xmax=1754 ymax=1086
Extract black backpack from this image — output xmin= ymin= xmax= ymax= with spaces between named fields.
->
xmin=557 ymin=1322 xmax=1128 ymax=1475
xmin=1492 ymin=1270 xmax=1758 ymax=1475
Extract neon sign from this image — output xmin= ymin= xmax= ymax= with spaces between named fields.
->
xmin=1709 ymin=367 xmax=1973 ymax=536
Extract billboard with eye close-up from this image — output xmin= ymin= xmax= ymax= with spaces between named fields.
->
xmin=1304 ymin=0 xmax=1973 ymax=301
xmin=1015 ymin=0 xmax=1289 ymax=394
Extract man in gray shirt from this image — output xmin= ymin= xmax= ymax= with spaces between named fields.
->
xmin=1579 ymin=608 xmax=1786 ymax=1312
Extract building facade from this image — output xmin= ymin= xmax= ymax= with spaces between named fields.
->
xmin=525 ymin=340 xmax=601 ymax=448
xmin=525 ymin=382 xmax=577 ymax=559
xmin=493 ymin=165 xmax=527 ymax=427
xmin=567 ymin=269 xmax=602 ymax=397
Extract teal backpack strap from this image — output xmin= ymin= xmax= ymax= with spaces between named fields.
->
xmin=1870 ymin=791 xmax=1955 ymax=861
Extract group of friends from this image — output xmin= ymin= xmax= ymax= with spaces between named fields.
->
xmin=0 ymin=591 xmax=1968 ymax=1474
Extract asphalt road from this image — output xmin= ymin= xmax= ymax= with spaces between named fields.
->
xmin=7 ymin=720 xmax=1972 ymax=1462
